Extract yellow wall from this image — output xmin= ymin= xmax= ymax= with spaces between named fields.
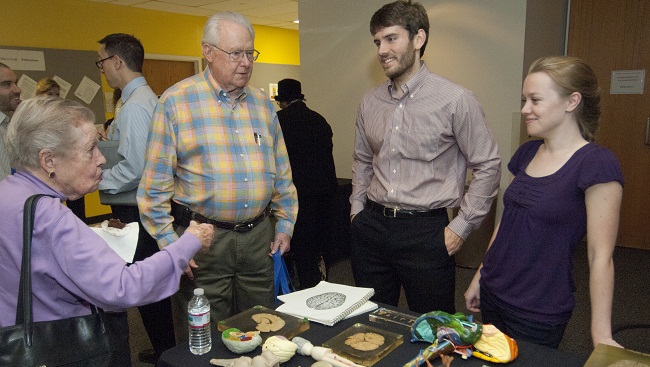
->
xmin=2 ymin=0 xmax=299 ymax=64
xmin=3 ymin=0 xmax=299 ymax=220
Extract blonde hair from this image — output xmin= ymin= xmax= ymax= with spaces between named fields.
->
xmin=35 ymin=77 xmax=60 ymax=96
xmin=528 ymin=56 xmax=601 ymax=142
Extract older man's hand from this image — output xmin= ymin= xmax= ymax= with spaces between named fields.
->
xmin=269 ymin=232 xmax=291 ymax=256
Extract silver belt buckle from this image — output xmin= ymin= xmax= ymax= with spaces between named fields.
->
xmin=383 ymin=207 xmax=398 ymax=218
xmin=233 ymin=222 xmax=253 ymax=232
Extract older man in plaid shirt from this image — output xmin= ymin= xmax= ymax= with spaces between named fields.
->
xmin=138 ymin=12 xmax=297 ymax=338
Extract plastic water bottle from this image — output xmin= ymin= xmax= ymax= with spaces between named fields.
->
xmin=188 ymin=288 xmax=212 ymax=355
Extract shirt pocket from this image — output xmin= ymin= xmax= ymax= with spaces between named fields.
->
xmin=254 ymin=132 xmax=277 ymax=179
xmin=402 ymin=130 xmax=439 ymax=161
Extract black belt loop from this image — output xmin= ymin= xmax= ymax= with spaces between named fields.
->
xmin=366 ymin=198 xmax=446 ymax=219
xmin=170 ymin=200 xmax=266 ymax=232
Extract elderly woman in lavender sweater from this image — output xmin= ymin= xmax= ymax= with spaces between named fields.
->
xmin=0 ymin=96 xmax=214 ymax=365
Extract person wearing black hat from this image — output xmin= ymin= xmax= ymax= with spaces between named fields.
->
xmin=275 ymin=78 xmax=337 ymax=289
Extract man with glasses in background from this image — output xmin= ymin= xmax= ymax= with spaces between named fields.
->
xmin=96 ymin=33 xmax=175 ymax=364
xmin=138 ymin=12 xmax=297 ymax=340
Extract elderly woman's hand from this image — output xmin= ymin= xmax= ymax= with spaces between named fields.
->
xmin=185 ymin=220 xmax=214 ymax=253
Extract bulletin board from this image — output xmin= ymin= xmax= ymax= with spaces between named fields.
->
xmin=0 ymin=46 xmax=105 ymax=123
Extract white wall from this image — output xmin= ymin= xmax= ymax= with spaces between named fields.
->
xmin=298 ymin=0 xmax=528 ymax=217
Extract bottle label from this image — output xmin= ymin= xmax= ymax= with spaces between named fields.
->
xmin=188 ymin=311 xmax=210 ymax=328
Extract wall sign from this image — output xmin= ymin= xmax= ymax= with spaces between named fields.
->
xmin=0 ymin=49 xmax=45 ymax=71
xmin=610 ymin=70 xmax=645 ymax=94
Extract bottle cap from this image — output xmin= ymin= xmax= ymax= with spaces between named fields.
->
xmin=194 ymin=288 xmax=204 ymax=296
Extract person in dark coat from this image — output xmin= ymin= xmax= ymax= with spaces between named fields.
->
xmin=275 ymin=78 xmax=337 ymax=289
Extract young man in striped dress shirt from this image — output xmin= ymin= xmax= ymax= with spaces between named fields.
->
xmin=350 ymin=0 xmax=501 ymax=314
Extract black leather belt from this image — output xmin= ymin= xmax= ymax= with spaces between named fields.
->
xmin=194 ymin=212 xmax=265 ymax=233
xmin=170 ymin=201 xmax=266 ymax=233
xmin=366 ymin=199 xmax=446 ymax=219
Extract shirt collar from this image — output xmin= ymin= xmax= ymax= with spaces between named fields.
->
xmin=120 ymin=76 xmax=147 ymax=102
xmin=204 ymin=67 xmax=248 ymax=104
xmin=388 ymin=61 xmax=431 ymax=100
xmin=0 ymin=111 xmax=9 ymax=125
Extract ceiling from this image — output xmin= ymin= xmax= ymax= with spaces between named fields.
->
xmin=88 ymin=0 xmax=299 ymax=30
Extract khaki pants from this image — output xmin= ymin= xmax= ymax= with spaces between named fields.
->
xmin=172 ymin=216 xmax=275 ymax=342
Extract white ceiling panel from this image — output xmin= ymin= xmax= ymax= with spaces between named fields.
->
xmin=199 ymin=0 xmax=259 ymax=12
xmin=243 ymin=2 xmax=297 ymax=17
xmin=86 ymin=0 xmax=299 ymax=30
xmin=131 ymin=1 xmax=215 ymax=17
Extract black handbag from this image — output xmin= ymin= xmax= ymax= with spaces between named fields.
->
xmin=0 ymin=194 xmax=114 ymax=367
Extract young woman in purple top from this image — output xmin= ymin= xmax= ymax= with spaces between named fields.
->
xmin=465 ymin=56 xmax=624 ymax=349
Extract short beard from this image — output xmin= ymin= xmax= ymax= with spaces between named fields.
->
xmin=385 ymin=42 xmax=417 ymax=80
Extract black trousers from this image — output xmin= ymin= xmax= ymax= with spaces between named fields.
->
xmin=104 ymin=311 xmax=132 ymax=367
xmin=286 ymin=194 xmax=333 ymax=290
xmin=350 ymin=206 xmax=455 ymax=314
xmin=110 ymin=205 xmax=176 ymax=357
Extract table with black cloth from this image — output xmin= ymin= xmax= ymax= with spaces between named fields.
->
xmin=156 ymin=304 xmax=587 ymax=367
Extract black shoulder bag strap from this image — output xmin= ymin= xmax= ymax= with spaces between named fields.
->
xmin=15 ymin=194 xmax=105 ymax=346
xmin=15 ymin=194 xmax=52 ymax=345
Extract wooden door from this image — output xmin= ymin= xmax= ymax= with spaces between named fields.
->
xmin=142 ymin=59 xmax=197 ymax=96
xmin=567 ymin=0 xmax=650 ymax=249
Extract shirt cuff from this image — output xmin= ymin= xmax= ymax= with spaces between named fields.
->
xmin=447 ymin=215 xmax=473 ymax=241
xmin=159 ymin=232 xmax=180 ymax=249
xmin=168 ymin=231 xmax=201 ymax=254
xmin=275 ymin=219 xmax=295 ymax=238
xmin=350 ymin=200 xmax=365 ymax=217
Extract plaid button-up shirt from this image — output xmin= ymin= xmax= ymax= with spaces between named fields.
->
xmin=138 ymin=67 xmax=297 ymax=247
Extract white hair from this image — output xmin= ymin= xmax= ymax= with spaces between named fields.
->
xmin=202 ymin=11 xmax=255 ymax=46
xmin=6 ymin=96 xmax=95 ymax=170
